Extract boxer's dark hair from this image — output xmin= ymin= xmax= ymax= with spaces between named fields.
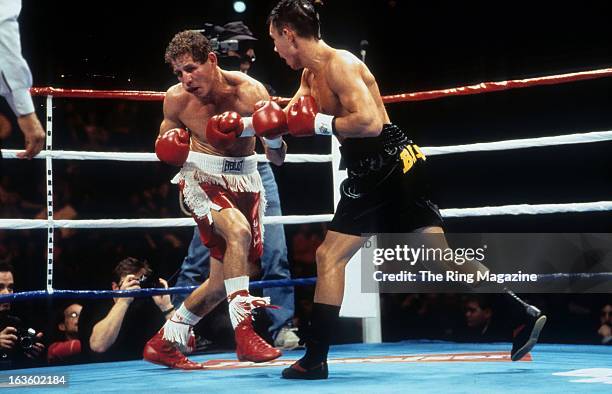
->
xmin=112 ymin=257 xmax=151 ymax=283
xmin=165 ymin=30 xmax=213 ymax=65
xmin=268 ymin=0 xmax=321 ymax=40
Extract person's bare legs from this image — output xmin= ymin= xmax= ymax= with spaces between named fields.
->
xmin=154 ymin=207 xmax=254 ymax=352
xmin=182 ymin=258 xmax=226 ymax=316
xmin=166 ymin=207 xmax=252 ymax=335
xmin=283 ymin=230 xmax=368 ymax=379
xmin=210 ymin=208 xmax=253 ymax=279
xmin=284 ymin=226 xmax=487 ymax=379
xmin=143 ymin=235 xmax=229 ymax=369
xmin=205 ymin=207 xmax=280 ymax=362
xmin=146 ymin=206 xmax=278 ymax=366
xmin=183 ymin=207 xmax=255 ymax=316
xmin=313 ymin=230 xmax=370 ymax=306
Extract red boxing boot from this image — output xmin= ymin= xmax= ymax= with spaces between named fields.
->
xmin=143 ymin=329 xmax=202 ymax=370
xmin=235 ymin=315 xmax=282 ymax=362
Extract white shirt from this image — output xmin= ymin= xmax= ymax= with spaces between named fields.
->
xmin=0 ymin=0 xmax=35 ymax=116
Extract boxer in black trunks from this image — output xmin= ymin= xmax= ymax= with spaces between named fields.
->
xmin=265 ymin=0 xmax=547 ymax=379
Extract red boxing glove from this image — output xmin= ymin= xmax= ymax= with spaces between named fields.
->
xmin=287 ymin=96 xmax=335 ymax=137
xmin=47 ymin=339 xmax=81 ymax=363
xmin=155 ymin=128 xmax=190 ymax=166
xmin=206 ymin=111 xmax=245 ymax=150
xmin=252 ymin=100 xmax=287 ymax=139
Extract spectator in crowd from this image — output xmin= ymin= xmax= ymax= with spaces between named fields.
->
xmin=455 ymin=295 xmax=505 ymax=343
xmin=597 ymin=303 xmax=612 ymax=345
xmin=47 ymin=303 xmax=82 ymax=364
xmin=78 ymin=257 xmax=175 ymax=362
xmin=0 ymin=262 xmax=46 ymax=369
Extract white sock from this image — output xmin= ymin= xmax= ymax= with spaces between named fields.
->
xmin=162 ymin=303 xmax=201 ymax=351
xmin=226 ymin=276 xmax=269 ymax=329
xmin=224 ymin=275 xmax=249 ymax=297
xmin=173 ymin=303 xmax=202 ymax=325
xmin=224 ymin=276 xmax=273 ymax=329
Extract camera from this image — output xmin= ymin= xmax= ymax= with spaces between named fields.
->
xmin=16 ymin=327 xmax=37 ymax=350
xmin=196 ymin=22 xmax=256 ymax=61
xmin=195 ymin=23 xmax=239 ymax=56
xmin=0 ymin=315 xmax=38 ymax=351
xmin=138 ymin=274 xmax=162 ymax=289
xmin=211 ymin=38 xmax=240 ymax=54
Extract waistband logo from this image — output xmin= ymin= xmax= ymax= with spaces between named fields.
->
xmin=223 ymin=159 xmax=244 ymax=173
xmin=318 ymin=124 xmax=332 ymax=136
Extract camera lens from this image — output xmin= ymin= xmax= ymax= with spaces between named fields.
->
xmin=19 ymin=328 xmax=36 ymax=350
xmin=20 ymin=337 xmax=33 ymax=349
xmin=138 ymin=274 xmax=160 ymax=289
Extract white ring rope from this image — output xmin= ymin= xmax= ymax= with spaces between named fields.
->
xmin=1 ymin=201 xmax=611 ymax=230
xmin=441 ymin=201 xmax=612 ymax=218
xmin=0 ymin=150 xmax=333 ymax=163
xmin=2 ymin=130 xmax=611 ymax=161
xmin=0 ymin=215 xmax=336 ymax=229
xmin=423 ymin=130 xmax=612 ymax=156
xmin=1 ymin=129 xmax=612 ymax=231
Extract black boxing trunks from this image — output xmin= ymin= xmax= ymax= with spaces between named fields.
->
xmin=329 ymin=123 xmax=443 ymax=236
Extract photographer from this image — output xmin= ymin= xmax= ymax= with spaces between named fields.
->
xmin=0 ymin=262 xmax=45 ymax=369
xmin=78 ymin=257 xmax=174 ymax=362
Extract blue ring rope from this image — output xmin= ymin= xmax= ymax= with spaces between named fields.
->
xmin=0 ymin=277 xmax=318 ymax=302
xmin=1 ymin=273 xmax=611 ymax=302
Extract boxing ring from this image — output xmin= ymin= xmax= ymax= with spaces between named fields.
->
xmin=1 ymin=68 xmax=612 ymax=391
xmin=2 ymin=342 xmax=612 ymax=392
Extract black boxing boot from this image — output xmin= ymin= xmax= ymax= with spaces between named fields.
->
xmin=282 ymin=303 xmax=339 ymax=380
xmin=504 ymin=289 xmax=547 ymax=361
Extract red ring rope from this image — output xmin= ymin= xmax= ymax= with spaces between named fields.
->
xmin=30 ymin=67 xmax=612 ymax=104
